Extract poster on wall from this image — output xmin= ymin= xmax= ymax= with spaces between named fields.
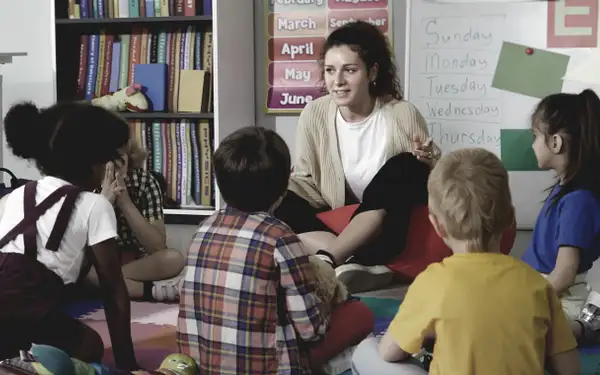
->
xmin=264 ymin=0 xmax=393 ymax=114
xmin=547 ymin=0 xmax=598 ymax=49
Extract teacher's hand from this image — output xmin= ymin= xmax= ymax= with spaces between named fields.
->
xmin=412 ymin=134 xmax=435 ymax=167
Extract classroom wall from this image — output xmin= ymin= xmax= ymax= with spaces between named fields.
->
xmin=0 ymin=0 xmax=55 ymax=182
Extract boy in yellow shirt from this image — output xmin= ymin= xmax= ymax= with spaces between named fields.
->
xmin=351 ymin=148 xmax=580 ymax=375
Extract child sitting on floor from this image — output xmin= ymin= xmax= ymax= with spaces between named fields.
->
xmin=84 ymin=139 xmax=184 ymax=302
xmin=522 ymin=89 xmax=600 ymax=322
xmin=177 ymin=126 xmax=372 ymax=375
xmin=353 ymin=148 xmax=580 ymax=375
xmin=0 ymin=101 xmax=137 ymax=370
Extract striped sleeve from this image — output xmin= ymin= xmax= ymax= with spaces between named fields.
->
xmin=274 ymin=234 xmax=329 ymax=342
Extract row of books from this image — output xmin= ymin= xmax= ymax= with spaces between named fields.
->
xmin=78 ymin=27 xmax=213 ymax=113
xmin=67 ymin=0 xmax=212 ymax=19
xmin=130 ymin=120 xmax=213 ymax=208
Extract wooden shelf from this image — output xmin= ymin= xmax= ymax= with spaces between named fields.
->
xmin=53 ymin=0 xmax=255 ymax=223
xmin=165 ymin=208 xmax=214 ymax=216
xmin=120 ymin=112 xmax=214 ymax=120
xmin=56 ymin=15 xmax=212 ymax=25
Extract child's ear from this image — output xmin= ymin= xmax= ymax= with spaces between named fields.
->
xmin=428 ymin=212 xmax=447 ymax=240
xmin=550 ymin=133 xmax=564 ymax=154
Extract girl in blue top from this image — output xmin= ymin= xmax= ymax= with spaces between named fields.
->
xmin=523 ymin=89 xmax=600 ymax=322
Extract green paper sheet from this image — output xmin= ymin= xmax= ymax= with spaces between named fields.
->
xmin=492 ymin=42 xmax=570 ymax=99
xmin=500 ymin=129 xmax=540 ymax=172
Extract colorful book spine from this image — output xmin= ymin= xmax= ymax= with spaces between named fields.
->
xmin=85 ymin=34 xmax=99 ymax=100
xmin=109 ymin=41 xmax=121 ymax=92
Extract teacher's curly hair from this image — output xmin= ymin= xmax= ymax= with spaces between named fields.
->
xmin=319 ymin=20 xmax=403 ymax=100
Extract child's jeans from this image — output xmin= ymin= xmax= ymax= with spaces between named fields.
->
xmin=542 ymin=273 xmax=589 ymax=320
xmin=351 ymin=335 xmax=428 ymax=375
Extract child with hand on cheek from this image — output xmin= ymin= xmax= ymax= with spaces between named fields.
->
xmin=84 ymin=139 xmax=185 ymax=302
xmin=522 ymin=90 xmax=600 ymax=340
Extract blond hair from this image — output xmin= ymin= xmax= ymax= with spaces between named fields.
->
xmin=427 ymin=148 xmax=513 ymax=252
xmin=125 ymin=138 xmax=148 ymax=170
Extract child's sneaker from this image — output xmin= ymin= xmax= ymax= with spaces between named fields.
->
xmin=315 ymin=250 xmax=336 ymax=268
xmin=576 ymin=291 xmax=600 ymax=346
xmin=152 ymin=273 xmax=184 ymax=302
xmin=336 ymin=259 xmax=394 ymax=294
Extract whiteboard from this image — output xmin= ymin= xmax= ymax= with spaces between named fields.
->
xmin=404 ymin=0 xmax=600 ymax=229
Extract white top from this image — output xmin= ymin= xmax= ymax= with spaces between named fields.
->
xmin=0 ymin=176 xmax=117 ymax=284
xmin=336 ymin=102 xmax=388 ymax=201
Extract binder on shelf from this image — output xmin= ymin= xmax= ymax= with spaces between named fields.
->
xmin=133 ymin=63 xmax=168 ymax=111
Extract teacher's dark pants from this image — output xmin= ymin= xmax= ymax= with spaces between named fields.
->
xmin=274 ymin=153 xmax=430 ymax=266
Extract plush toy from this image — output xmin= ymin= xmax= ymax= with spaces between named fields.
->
xmin=90 ymin=84 xmax=149 ymax=113
xmin=157 ymin=354 xmax=197 ymax=375
xmin=22 ymin=344 xmax=124 ymax=375
xmin=22 ymin=345 xmax=198 ymax=375
xmin=130 ymin=354 xmax=198 ymax=375
xmin=308 ymin=255 xmax=348 ymax=316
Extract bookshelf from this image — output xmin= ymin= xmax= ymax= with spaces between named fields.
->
xmin=52 ymin=0 xmax=255 ymax=223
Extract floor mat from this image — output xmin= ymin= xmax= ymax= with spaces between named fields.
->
xmin=82 ymin=320 xmax=174 ymax=348
xmin=359 ymin=296 xmax=401 ymax=336
xmin=80 ymin=301 xmax=178 ymax=326
xmin=78 ymin=301 xmax=178 ymax=370
xmin=81 ymin=317 xmax=177 ymax=370
xmin=356 ymin=296 xmax=600 ymax=375
xmin=62 ymin=299 xmax=104 ymax=319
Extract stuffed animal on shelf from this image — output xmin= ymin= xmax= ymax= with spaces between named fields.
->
xmin=309 ymin=255 xmax=348 ymax=316
xmin=90 ymin=84 xmax=149 ymax=113
xmin=131 ymin=354 xmax=198 ymax=375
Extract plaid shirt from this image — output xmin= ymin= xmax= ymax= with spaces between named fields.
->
xmin=116 ymin=168 xmax=164 ymax=254
xmin=177 ymin=206 xmax=330 ymax=375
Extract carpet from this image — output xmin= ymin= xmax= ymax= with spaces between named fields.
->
xmin=66 ymin=296 xmax=600 ymax=374
xmin=65 ymin=299 xmax=178 ymax=370
xmin=78 ymin=301 xmax=178 ymax=326
xmin=359 ymin=296 xmax=402 ymax=336
xmin=356 ymin=297 xmax=600 ymax=375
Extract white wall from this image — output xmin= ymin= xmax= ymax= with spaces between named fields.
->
xmin=0 ymin=0 xmax=54 ymax=181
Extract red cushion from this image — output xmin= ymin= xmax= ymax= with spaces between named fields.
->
xmin=309 ymin=300 xmax=374 ymax=369
xmin=316 ymin=204 xmax=360 ymax=235
xmin=386 ymin=206 xmax=450 ymax=280
xmin=316 ymin=204 xmax=517 ymax=281
xmin=388 ymin=206 xmax=517 ymax=280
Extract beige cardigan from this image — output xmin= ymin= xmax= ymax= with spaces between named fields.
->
xmin=288 ymin=95 xmax=441 ymax=210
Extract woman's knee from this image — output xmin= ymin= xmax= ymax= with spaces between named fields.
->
xmin=298 ymin=231 xmax=337 ymax=253
xmin=161 ymin=248 xmax=185 ymax=272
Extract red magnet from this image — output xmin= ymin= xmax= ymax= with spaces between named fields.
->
xmin=526 ymin=47 xmax=534 ymax=55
